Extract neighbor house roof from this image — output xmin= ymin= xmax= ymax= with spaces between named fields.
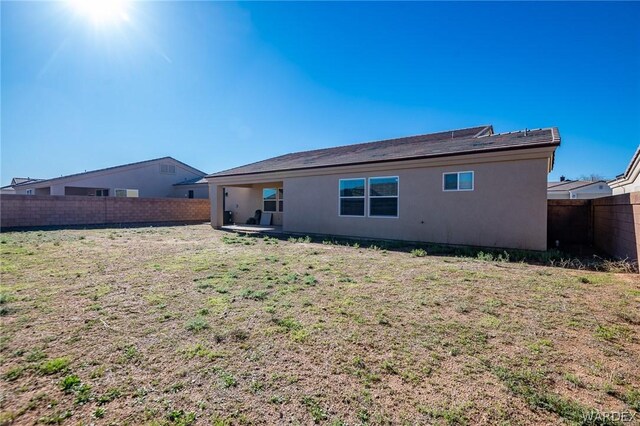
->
xmin=11 ymin=177 xmax=43 ymax=186
xmin=208 ymin=125 xmax=560 ymax=178
xmin=609 ymin=145 xmax=640 ymax=184
xmin=547 ymin=180 xmax=607 ymax=192
xmin=9 ymin=156 xmax=205 ymax=188
xmin=1 ymin=177 xmax=43 ymax=190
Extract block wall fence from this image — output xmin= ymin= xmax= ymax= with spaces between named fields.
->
xmin=2 ymin=193 xmax=638 ymax=268
xmin=0 ymin=195 xmax=210 ymax=229
xmin=592 ymin=193 xmax=640 ymax=264
xmin=548 ymin=193 xmax=640 ymax=266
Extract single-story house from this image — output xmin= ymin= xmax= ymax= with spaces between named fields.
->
xmin=207 ymin=125 xmax=561 ymax=251
xmin=1 ymin=157 xmax=209 ymax=199
xmin=547 ymin=179 xmax=611 ymax=199
xmin=609 ymin=145 xmax=640 ymax=195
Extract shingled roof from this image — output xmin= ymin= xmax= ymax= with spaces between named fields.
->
xmin=208 ymin=125 xmax=560 ymax=178
xmin=547 ymin=180 xmax=606 ymax=191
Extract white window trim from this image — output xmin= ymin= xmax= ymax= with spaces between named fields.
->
xmin=263 ymin=187 xmax=282 ymax=213
xmin=114 ymin=188 xmax=139 ymax=198
xmin=368 ymin=176 xmax=399 ymax=218
xmin=338 ymin=178 xmax=366 ymax=217
xmin=26 ymin=189 xmax=34 ymax=195
xmin=443 ymin=171 xmax=474 ymax=192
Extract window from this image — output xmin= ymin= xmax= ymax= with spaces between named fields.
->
xmin=263 ymin=188 xmax=283 ymax=212
xmin=96 ymin=189 xmax=109 ymax=197
xmin=160 ymin=164 xmax=176 ymax=174
xmin=369 ymin=176 xmax=399 ymax=217
xmin=443 ymin=171 xmax=474 ymax=191
xmin=115 ymin=189 xmax=139 ymax=197
xmin=26 ymin=189 xmax=34 ymax=195
xmin=188 ymin=190 xmax=194 ymax=199
xmin=339 ymin=179 xmax=365 ymax=216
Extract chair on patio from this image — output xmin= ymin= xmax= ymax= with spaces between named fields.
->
xmin=246 ymin=209 xmax=262 ymax=225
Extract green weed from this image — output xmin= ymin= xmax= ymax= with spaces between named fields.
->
xmin=38 ymin=358 xmax=70 ymax=375
xmin=302 ymin=396 xmax=328 ymax=423
xmin=185 ymin=316 xmax=209 ymax=332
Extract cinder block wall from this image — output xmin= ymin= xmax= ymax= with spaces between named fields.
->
xmin=593 ymin=193 xmax=640 ymax=263
xmin=547 ymin=200 xmax=592 ymax=248
xmin=0 ymin=195 xmax=210 ymax=229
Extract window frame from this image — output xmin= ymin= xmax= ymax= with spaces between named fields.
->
xmin=338 ymin=178 xmax=366 ymax=217
xmin=160 ymin=164 xmax=176 ymax=174
xmin=25 ymin=189 xmax=34 ymax=195
xmin=442 ymin=171 xmax=474 ymax=192
xmin=368 ymin=176 xmax=399 ymax=218
xmin=114 ymin=188 xmax=139 ymax=198
xmin=262 ymin=187 xmax=282 ymax=213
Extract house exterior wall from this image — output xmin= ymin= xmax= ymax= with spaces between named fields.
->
xmin=570 ymin=183 xmax=611 ymax=199
xmin=12 ymin=160 xmax=205 ymax=198
xmin=611 ymin=172 xmax=640 ymax=195
xmin=547 ymin=182 xmax=612 ymax=200
xmin=171 ymin=185 xmax=209 ymax=199
xmin=224 ymin=187 xmax=255 ymax=224
xmin=281 ymin=158 xmax=549 ymax=250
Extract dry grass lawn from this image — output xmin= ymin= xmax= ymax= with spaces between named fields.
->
xmin=1 ymin=225 xmax=639 ymax=425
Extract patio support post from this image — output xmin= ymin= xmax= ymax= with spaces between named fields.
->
xmin=209 ymin=184 xmax=224 ymax=227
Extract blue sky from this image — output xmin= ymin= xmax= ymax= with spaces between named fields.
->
xmin=2 ymin=1 xmax=639 ymax=186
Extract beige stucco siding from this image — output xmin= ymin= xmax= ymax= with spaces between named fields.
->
xmin=13 ymin=160 xmax=205 ymax=198
xmin=611 ymin=172 xmax=640 ymax=195
xmin=282 ymin=158 xmax=549 ymax=250
xmin=171 ymin=185 xmax=209 ymax=199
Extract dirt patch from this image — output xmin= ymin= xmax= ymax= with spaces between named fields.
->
xmin=1 ymin=225 xmax=638 ymax=425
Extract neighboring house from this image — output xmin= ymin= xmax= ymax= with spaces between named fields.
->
xmin=547 ymin=179 xmax=611 ymax=199
xmin=0 ymin=178 xmax=43 ymax=195
xmin=207 ymin=125 xmax=561 ymax=251
xmin=609 ymin=145 xmax=640 ymax=195
xmin=1 ymin=157 xmax=208 ymax=199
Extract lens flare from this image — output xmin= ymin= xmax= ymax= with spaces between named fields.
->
xmin=68 ymin=0 xmax=130 ymax=26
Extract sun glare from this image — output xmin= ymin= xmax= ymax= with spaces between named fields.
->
xmin=69 ymin=0 xmax=130 ymax=26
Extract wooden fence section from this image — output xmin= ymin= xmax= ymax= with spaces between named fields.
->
xmin=0 ymin=195 xmax=210 ymax=229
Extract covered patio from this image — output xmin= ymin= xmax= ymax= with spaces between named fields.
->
xmin=209 ymin=179 xmax=284 ymax=228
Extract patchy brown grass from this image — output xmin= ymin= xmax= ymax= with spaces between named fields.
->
xmin=0 ymin=225 xmax=638 ymax=425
